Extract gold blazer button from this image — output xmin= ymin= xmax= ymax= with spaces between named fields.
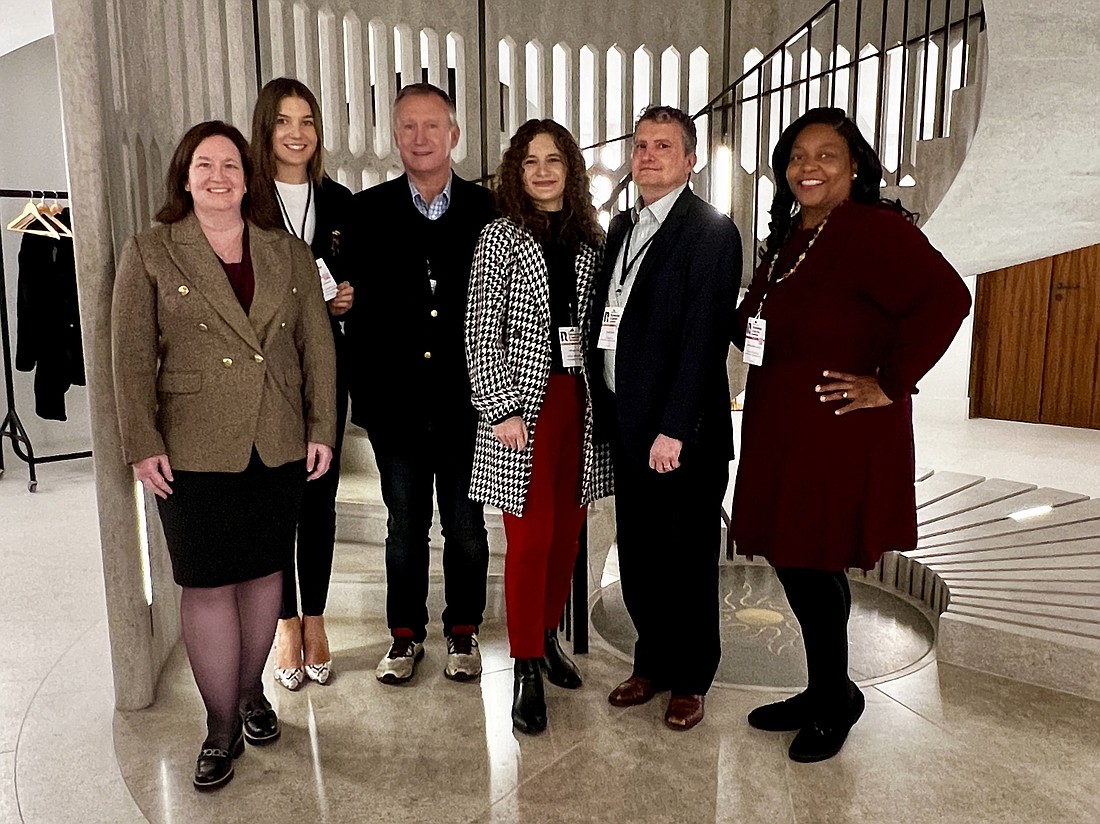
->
xmin=178 ymin=285 xmax=190 ymax=295
xmin=253 ymin=354 xmax=264 ymax=363
xmin=280 ymin=322 xmax=286 ymax=328
xmin=423 ymin=351 xmax=432 ymax=359
xmin=197 ymin=322 xmax=208 ymax=331
xmin=291 ymin=287 xmax=298 ymax=294
xmin=430 ymin=309 xmax=438 ymax=318
xmin=222 ymin=357 xmax=233 ymax=367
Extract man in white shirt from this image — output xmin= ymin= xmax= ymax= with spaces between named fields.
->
xmin=591 ymin=105 xmax=742 ymax=731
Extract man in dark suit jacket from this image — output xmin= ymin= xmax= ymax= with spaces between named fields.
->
xmin=342 ymin=83 xmax=495 ymax=686
xmin=592 ymin=106 xmax=741 ymax=731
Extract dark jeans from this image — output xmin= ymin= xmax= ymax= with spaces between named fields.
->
xmin=372 ymin=429 xmax=489 ymax=642
xmin=281 ymin=379 xmax=349 ymax=619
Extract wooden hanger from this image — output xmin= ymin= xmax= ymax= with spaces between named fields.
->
xmin=39 ymin=192 xmax=73 ymax=238
xmin=5 ymin=192 xmax=60 ymax=238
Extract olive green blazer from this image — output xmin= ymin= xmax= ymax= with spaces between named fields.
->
xmin=111 ymin=214 xmax=337 ymax=472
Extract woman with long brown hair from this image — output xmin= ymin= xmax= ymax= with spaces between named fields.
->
xmin=466 ymin=119 xmax=613 ymax=734
xmin=250 ymin=77 xmax=354 ymax=691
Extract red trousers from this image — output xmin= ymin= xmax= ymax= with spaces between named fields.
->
xmin=503 ymin=374 xmax=588 ymax=659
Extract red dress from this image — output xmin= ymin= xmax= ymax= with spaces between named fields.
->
xmin=730 ymin=200 xmax=971 ymax=571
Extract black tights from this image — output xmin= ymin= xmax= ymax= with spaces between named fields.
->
xmin=775 ymin=567 xmax=854 ymax=715
xmin=180 ymin=571 xmax=283 ymax=747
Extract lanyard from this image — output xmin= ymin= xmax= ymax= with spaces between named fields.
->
xmin=618 ymin=223 xmax=657 ymax=290
xmin=274 ymin=183 xmax=312 ymax=242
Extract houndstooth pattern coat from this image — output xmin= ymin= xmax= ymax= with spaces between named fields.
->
xmin=465 ymin=217 xmax=614 ymax=516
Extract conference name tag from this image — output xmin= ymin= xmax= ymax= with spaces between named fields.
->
xmin=316 ymin=258 xmax=339 ymax=301
xmin=742 ymin=316 xmax=766 ymax=366
xmin=597 ymin=306 xmax=624 ymax=350
xmin=558 ymin=326 xmax=582 ymax=368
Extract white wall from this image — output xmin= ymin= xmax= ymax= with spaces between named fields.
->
xmin=0 ymin=35 xmax=93 ymax=463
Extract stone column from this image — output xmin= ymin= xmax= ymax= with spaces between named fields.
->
xmin=52 ymin=0 xmax=178 ymax=711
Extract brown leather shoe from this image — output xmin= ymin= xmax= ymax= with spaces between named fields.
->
xmin=664 ymin=694 xmax=705 ymax=731
xmin=608 ymin=675 xmax=664 ymax=707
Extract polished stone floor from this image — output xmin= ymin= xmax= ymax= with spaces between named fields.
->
xmin=593 ymin=565 xmax=935 ymax=688
xmin=4 ymin=402 xmax=1100 ymax=822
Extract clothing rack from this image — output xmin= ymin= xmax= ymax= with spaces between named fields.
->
xmin=0 ymin=187 xmax=92 ymax=492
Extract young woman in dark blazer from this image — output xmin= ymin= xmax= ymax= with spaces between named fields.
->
xmin=466 ymin=119 xmax=614 ymax=734
xmin=250 ymin=78 xmax=354 ymax=691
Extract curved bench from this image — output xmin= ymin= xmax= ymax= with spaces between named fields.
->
xmin=850 ymin=470 xmax=1100 ymax=700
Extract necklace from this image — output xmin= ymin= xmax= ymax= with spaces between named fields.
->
xmin=753 ymin=214 xmax=830 ymax=319
xmin=765 ymin=213 xmax=830 ymax=284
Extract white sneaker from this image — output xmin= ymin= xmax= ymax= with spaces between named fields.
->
xmin=444 ymin=627 xmax=482 ymax=681
xmin=375 ymin=635 xmax=424 ymax=684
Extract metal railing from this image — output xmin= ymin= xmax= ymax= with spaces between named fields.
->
xmin=592 ymin=0 xmax=985 ymax=263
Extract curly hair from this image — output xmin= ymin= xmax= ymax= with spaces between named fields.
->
xmin=761 ymin=107 xmax=912 ymax=262
xmin=493 ymin=119 xmax=603 ymax=251
xmin=249 ymin=77 xmax=326 ymax=231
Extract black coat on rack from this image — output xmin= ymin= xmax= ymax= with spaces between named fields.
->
xmin=15 ymin=208 xmax=86 ymax=421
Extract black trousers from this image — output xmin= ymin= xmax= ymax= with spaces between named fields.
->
xmin=611 ymin=432 xmax=727 ymax=695
xmin=281 ymin=376 xmax=349 ymax=618
xmin=372 ymin=424 xmax=489 ymax=642
xmin=775 ymin=566 xmax=854 ymax=715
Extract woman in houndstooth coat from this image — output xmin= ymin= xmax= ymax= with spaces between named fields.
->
xmin=466 ymin=119 xmax=613 ymax=735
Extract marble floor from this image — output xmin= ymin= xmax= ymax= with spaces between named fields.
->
xmin=2 ymin=405 xmax=1100 ymax=823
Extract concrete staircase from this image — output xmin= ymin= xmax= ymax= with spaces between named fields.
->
xmin=851 ymin=470 xmax=1100 ymax=700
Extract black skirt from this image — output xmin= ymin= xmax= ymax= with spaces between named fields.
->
xmin=157 ymin=449 xmax=306 ymax=587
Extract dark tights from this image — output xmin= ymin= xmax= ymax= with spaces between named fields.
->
xmin=775 ymin=567 xmax=854 ymax=716
xmin=180 ymin=571 xmax=283 ymax=747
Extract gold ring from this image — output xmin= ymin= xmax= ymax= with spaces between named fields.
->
xmin=843 ymin=391 xmax=848 ymax=399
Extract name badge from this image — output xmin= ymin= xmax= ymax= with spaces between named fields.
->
xmin=558 ymin=326 xmax=582 ymax=368
xmin=316 ymin=258 xmax=339 ymax=302
xmin=597 ymin=306 xmax=624 ymax=350
xmin=742 ymin=316 xmax=766 ymax=366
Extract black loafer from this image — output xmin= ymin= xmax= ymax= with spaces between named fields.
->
xmin=747 ymin=690 xmax=814 ymax=732
xmin=240 ymin=695 xmax=280 ymax=745
xmin=193 ymin=726 xmax=244 ymax=790
xmin=512 ymin=658 xmax=547 ymax=735
xmin=541 ymin=629 xmax=582 ymax=689
xmin=788 ymin=687 xmax=866 ymax=763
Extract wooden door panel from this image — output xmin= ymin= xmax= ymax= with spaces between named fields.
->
xmin=970 ymin=259 xmax=1052 ymax=422
xmin=1041 ymin=245 xmax=1100 ymax=428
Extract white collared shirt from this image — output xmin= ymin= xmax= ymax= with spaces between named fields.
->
xmin=409 ymin=172 xmax=454 ymax=220
xmin=603 ymin=183 xmax=688 ymax=392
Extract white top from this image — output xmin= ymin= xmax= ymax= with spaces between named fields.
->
xmin=603 ymin=183 xmax=688 ymax=393
xmin=274 ymin=180 xmax=316 ymax=245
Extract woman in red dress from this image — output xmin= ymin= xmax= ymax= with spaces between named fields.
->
xmin=731 ymin=107 xmax=971 ymax=762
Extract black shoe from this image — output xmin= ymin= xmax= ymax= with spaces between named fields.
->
xmin=747 ymin=690 xmax=814 ymax=732
xmin=240 ymin=694 xmax=280 ymax=745
xmin=193 ymin=724 xmax=244 ymax=790
xmin=512 ymin=658 xmax=547 ymax=735
xmin=788 ymin=687 xmax=866 ymax=763
xmin=541 ymin=629 xmax=582 ymax=689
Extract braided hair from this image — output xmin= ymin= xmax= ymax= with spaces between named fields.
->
xmin=760 ymin=107 xmax=911 ymax=263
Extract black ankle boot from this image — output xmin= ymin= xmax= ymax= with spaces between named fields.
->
xmin=512 ymin=658 xmax=547 ymax=734
xmin=541 ymin=629 xmax=582 ymax=689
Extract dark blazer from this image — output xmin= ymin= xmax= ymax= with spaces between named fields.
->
xmin=308 ymin=176 xmax=354 ymax=369
xmin=15 ymin=208 xmax=86 ymax=421
xmin=341 ymin=173 xmax=495 ymax=447
xmin=590 ymin=187 xmax=742 ymax=463
xmin=111 ymin=214 xmax=337 ymax=471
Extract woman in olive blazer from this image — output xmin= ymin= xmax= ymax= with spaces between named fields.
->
xmin=111 ymin=120 xmax=335 ymax=792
